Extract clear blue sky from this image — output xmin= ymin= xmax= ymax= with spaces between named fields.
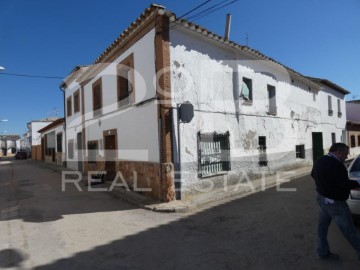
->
xmin=1 ymin=0 xmax=359 ymax=135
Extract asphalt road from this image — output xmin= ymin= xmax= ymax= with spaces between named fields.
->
xmin=1 ymin=158 xmax=359 ymax=269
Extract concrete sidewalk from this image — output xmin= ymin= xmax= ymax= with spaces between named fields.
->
xmin=83 ymin=165 xmax=313 ymax=213
xmin=29 ymin=156 xmax=356 ymax=213
xmin=109 ymin=165 xmax=313 ymax=213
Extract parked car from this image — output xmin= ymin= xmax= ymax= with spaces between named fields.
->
xmin=347 ymin=155 xmax=360 ymax=221
xmin=15 ymin=150 xmax=28 ymax=160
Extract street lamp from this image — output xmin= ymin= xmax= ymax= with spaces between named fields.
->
xmin=0 ymin=66 xmax=4 ymax=71
xmin=0 ymin=119 xmax=8 ymax=122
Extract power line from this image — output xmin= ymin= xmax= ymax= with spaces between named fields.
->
xmin=0 ymin=72 xmax=63 ymax=79
xmin=178 ymin=0 xmax=214 ymax=19
xmin=186 ymin=0 xmax=239 ymax=21
xmin=169 ymin=0 xmax=238 ymax=31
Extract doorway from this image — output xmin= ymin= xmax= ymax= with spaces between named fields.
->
xmin=77 ymin=132 xmax=83 ymax=172
xmin=104 ymin=129 xmax=117 ymax=181
xmin=312 ymin=132 xmax=324 ymax=162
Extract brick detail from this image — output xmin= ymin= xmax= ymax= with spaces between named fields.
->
xmin=32 ymin=145 xmax=42 ymax=161
xmin=84 ymin=159 xmax=105 ymax=173
xmin=155 ymin=14 xmax=175 ymax=202
xmin=116 ymin=160 xmax=161 ymax=200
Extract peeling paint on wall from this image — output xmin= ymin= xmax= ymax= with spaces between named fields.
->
xmin=242 ymin=130 xmax=257 ymax=150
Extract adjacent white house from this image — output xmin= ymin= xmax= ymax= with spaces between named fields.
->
xmin=26 ymin=118 xmax=59 ymax=160
xmin=60 ymin=4 xmax=349 ymax=201
xmin=38 ymin=118 xmax=65 ymax=166
xmin=346 ymin=100 xmax=360 ymax=156
xmin=0 ymin=135 xmax=20 ymax=156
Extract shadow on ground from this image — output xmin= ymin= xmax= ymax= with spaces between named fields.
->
xmin=0 ymin=160 xmax=136 ymax=223
xmin=30 ymin=177 xmax=360 ymax=270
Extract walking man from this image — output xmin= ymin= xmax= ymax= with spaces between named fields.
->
xmin=311 ymin=143 xmax=360 ymax=260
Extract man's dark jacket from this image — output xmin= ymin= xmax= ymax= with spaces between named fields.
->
xmin=311 ymin=154 xmax=359 ymax=201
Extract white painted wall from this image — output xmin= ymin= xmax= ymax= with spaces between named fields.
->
xmin=65 ymin=28 xmax=159 ymax=169
xmin=31 ymin=121 xmax=53 ymax=145
xmin=317 ymin=85 xmax=347 ymax=150
xmin=169 ymin=27 xmax=347 ymax=190
xmin=346 ymin=102 xmax=360 ymax=122
xmin=42 ymin=124 xmax=65 ymax=150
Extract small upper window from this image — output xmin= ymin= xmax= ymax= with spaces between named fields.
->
xmin=240 ymin=77 xmax=253 ymax=102
xmin=267 ymin=85 xmax=277 ymax=115
xmin=117 ymin=53 xmax=134 ymax=107
xmin=67 ymin=96 xmax=72 ymax=117
xmin=337 ymin=99 xmax=342 ymax=117
xmin=295 ymin=145 xmax=305 ymax=159
xmin=74 ymin=90 xmax=80 ymax=113
xmin=328 ymin=95 xmax=333 ymax=116
xmin=92 ymin=78 xmax=102 ymax=116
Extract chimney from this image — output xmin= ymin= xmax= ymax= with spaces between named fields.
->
xmin=225 ymin=14 xmax=231 ymax=40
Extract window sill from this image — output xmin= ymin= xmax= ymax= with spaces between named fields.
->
xmin=118 ymin=102 xmax=132 ymax=110
xmin=241 ymin=100 xmax=253 ymax=106
xmin=198 ymin=171 xmax=229 ymax=179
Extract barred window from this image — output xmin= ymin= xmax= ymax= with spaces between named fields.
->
xmin=197 ymin=132 xmax=230 ymax=178
xmin=296 ymin=144 xmax=305 ymax=159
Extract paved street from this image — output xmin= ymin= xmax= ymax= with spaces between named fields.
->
xmin=1 ymin=159 xmax=360 ymax=269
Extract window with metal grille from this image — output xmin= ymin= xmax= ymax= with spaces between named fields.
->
xmin=337 ymin=99 xmax=342 ymax=117
xmin=87 ymin=140 xmax=98 ymax=164
xmin=328 ymin=95 xmax=333 ymax=116
xmin=295 ymin=144 xmax=305 ymax=159
xmin=197 ymin=132 xmax=230 ymax=178
xmin=258 ymin=136 xmax=268 ymax=166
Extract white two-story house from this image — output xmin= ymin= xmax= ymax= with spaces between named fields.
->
xmin=60 ymin=4 xmax=349 ymax=202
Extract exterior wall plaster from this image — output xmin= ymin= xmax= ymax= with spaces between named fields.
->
xmin=170 ymin=28 xmax=346 ymax=196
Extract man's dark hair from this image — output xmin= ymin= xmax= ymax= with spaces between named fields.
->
xmin=329 ymin=143 xmax=349 ymax=152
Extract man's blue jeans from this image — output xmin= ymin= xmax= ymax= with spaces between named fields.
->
xmin=316 ymin=193 xmax=360 ymax=258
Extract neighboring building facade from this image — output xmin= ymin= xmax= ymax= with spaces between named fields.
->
xmin=346 ymin=100 xmax=360 ymax=156
xmin=38 ymin=118 xmax=65 ymax=166
xmin=26 ymin=118 xmax=59 ymax=160
xmin=0 ymin=135 xmax=21 ymax=156
xmin=61 ymin=4 xmax=349 ymax=201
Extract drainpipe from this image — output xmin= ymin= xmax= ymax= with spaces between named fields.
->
xmin=158 ymin=116 xmax=163 ymax=202
xmin=175 ymin=104 xmax=181 ymax=200
xmin=59 ymin=84 xmax=66 ymax=167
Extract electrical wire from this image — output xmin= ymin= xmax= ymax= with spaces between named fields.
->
xmin=186 ymin=0 xmax=239 ymax=21
xmin=0 ymin=72 xmax=63 ymax=79
xmin=0 ymin=1 xmax=238 ymax=80
xmin=169 ymin=0 xmax=238 ymax=31
xmin=177 ymin=0 xmax=214 ymax=19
